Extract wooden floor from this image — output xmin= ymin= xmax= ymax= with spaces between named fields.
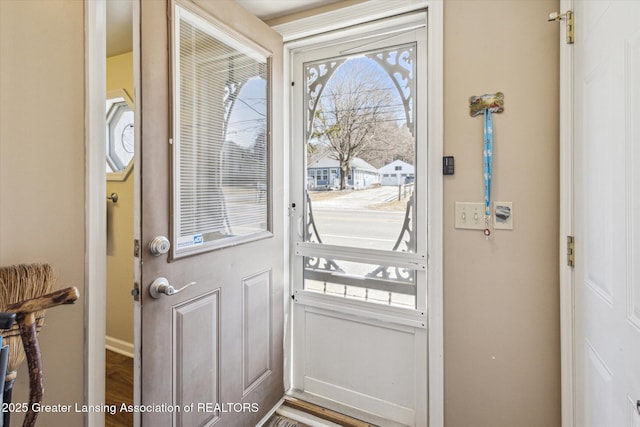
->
xmin=105 ymin=350 xmax=133 ymax=427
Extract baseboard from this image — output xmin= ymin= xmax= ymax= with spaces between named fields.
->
xmin=105 ymin=335 xmax=134 ymax=358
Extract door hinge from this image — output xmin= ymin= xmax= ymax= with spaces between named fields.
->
xmin=548 ymin=10 xmax=574 ymax=44
xmin=567 ymin=235 xmax=575 ymax=268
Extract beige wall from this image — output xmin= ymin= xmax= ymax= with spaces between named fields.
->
xmin=107 ymin=51 xmax=134 ymax=98
xmin=0 ymin=1 xmax=85 ymax=425
xmin=444 ymin=1 xmax=560 ymax=426
xmin=106 ymin=52 xmax=135 ymax=348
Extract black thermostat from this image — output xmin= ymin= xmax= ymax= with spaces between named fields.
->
xmin=443 ymin=156 xmax=455 ymax=175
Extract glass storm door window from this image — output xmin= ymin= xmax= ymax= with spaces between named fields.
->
xmin=297 ymin=35 xmax=426 ymax=310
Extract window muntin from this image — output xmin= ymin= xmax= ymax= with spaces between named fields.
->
xmin=172 ymin=5 xmax=271 ymax=256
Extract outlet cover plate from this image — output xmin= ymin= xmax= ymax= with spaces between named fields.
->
xmin=494 ymin=201 xmax=513 ymax=230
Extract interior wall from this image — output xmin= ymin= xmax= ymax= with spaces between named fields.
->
xmin=107 ymin=51 xmax=134 ymax=96
xmin=106 ymin=52 xmax=135 ymax=350
xmin=443 ymin=1 xmax=560 ymax=426
xmin=0 ymin=1 xmax=85 ymax=425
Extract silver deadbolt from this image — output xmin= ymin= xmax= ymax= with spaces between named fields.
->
xmin=149 ymin=277 xmax=197 ymax=299
xmin=148 ymin=236 xmax=170 ymax=256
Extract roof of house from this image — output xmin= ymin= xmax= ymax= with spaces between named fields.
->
xmin=308 ymin=152 xmax=379 ymax=173
xmin=378 ymin=159 xmax=415 ymax=174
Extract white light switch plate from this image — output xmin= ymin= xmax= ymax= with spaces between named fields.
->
xmin=494 ymin=201 xmax=513 ymax=230
xmin=454 ymin=202 xmax=485 ymax=230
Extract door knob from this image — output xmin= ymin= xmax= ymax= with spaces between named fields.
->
xmin=107 ymin=193 xmax=119 ymax=203
xmin=149 ymin=277 xmax=196 ymax=299
xmin=148 ymin=236 xmax=171 ymax=256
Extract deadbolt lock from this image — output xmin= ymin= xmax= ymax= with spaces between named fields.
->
xmin=148 ymin=236 xmax=171 ymax=256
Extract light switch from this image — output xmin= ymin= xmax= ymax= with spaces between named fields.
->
xmin=494 ymin=201 xmax=513 ymax=230
xmin=455 ymin=202 xmax=485 ymax=230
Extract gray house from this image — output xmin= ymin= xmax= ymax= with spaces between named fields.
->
xmin=307 ymin=153 xmax=380 ymax=190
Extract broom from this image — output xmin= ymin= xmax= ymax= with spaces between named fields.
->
xmin=0 ymin=264 xmax=54 ymax=426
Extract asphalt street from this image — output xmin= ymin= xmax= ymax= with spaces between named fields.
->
xmin=311 ymin=208 xmax=405 ymax=251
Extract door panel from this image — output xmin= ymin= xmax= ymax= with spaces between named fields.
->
xmin=242 ymin=270 xmax=272 ymax=394
xmin=173 ymin=291 xmax=220 ymax=426
xmin=303 ymin=309 xmax=418 ymax=425
xmin=574 ymin=1 xmax=640 ymax=426
xmin=139 ymin=1 xmax=284 ymax=425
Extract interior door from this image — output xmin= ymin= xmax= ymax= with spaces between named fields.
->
xmin=138 ymin=1 xmax=284 ymax=425
xmin=573 ymin=1 xmax=640 ymax=425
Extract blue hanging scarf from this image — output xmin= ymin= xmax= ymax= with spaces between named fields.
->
xmin=483 ymin=109 xmax=493 ymax=236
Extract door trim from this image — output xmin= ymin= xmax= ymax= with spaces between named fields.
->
xmin=426 ymin=3 xmax=444 ymax=425
xmin=84 ymin=0 xmax=107 ymax=426
xmin=558 ymin=0 xmax=575 ymax=426
xmin=280 ymin=1 xmax=443 ymax=425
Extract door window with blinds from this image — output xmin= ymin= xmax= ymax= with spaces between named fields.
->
xmin=172 ymin=4 xmax=272 ymax=257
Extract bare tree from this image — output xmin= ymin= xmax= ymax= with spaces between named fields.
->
xmin=310 ymin=61 xmax=403 ymax=189
xmin=357 ymin=122 xmax=414 ymax=169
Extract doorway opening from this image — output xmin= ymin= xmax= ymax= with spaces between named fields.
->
xmin=105 ymin=2 xmax=135 ymax=426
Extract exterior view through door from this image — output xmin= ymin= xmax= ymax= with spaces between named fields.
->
xmin=138 ymin=1 xmax=284 ymax=426
xmin=291 ymin=15 xmax=428 ymax=427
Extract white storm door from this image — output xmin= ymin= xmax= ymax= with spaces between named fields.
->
xmin=290 ymin=15 xmax=428 ymax=427
xmin=573 ymin=1 xmax=640 ymax=426
xmin=138 ymin=1 xmax=284 ymax=426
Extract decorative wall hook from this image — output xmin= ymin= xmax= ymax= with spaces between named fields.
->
xmin=469 ymin=92 xmax=504 ymax=239
xmin=469 ymin=92 xmax=504 ymax=117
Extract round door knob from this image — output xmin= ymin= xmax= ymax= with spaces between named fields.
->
xmin=148 ymin=236 xmax=170 ymax=256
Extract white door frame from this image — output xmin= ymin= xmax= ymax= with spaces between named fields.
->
xmin=277 ymin=1 xmax=443 ymax=425
xmin=85 ymin=1 xmax=107 ymax=426
xmin=85 ymin=2 xmax=142 ymax=426
xmin=558 ymin=0 xmax=574 ymax=426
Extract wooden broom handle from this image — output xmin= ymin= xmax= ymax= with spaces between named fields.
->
xmin=5 ymin=287 xmax=79 ymax=427
xmin=5 ymin=287 xmax=79 ymax=315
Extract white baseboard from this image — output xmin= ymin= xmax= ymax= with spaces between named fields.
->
xmin=105 ymin=335 xmax=134 ymax=358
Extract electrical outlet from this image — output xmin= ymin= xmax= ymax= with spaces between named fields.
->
xmin=454 ymin=202 xmax=485 ymax=230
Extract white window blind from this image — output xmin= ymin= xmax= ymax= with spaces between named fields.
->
xmin=173 ymin=5 xmax=271 ymax=255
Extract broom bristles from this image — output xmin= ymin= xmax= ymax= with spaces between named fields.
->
xmin=0 ymin=264 xmax=55 ymax=374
